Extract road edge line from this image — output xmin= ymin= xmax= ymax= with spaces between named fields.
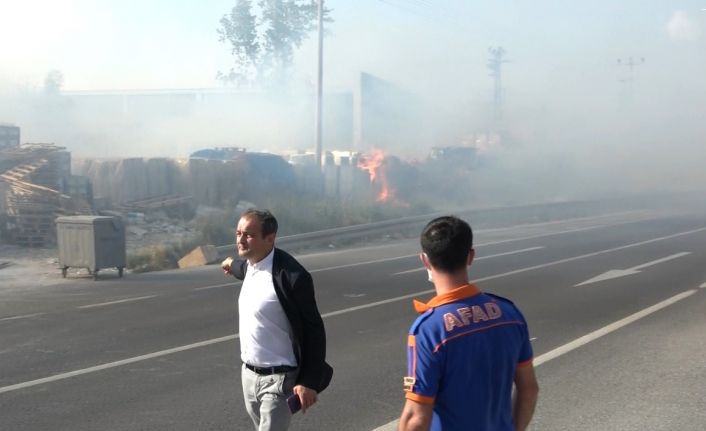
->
xmin=370 ymin=288 xmax=698 ymax=431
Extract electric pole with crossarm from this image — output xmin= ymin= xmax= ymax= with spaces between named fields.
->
xmin=487 ymin=46 xmax=508 ymax=123
xmin=617 ymin=56 xmax=645 ymax=102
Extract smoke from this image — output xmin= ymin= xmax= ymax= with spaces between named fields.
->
xmin=0 ymin=84 xmax=321 ymax=158
xmin=3 ymin=2 xmax=706 ymax=208
xmin=666 ymin=10 xmax=701 ymax=42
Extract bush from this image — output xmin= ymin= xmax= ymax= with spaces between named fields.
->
xmin=194 ymin=212 xmax=235 ymax=245
xmin=127 ymin=195 xmax=433 ymax=272
xmin=127 ymin=238 xmax=201 ymax=273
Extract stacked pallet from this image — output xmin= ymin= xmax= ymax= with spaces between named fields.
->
xmin=1 ymin=144 xmax=93 ymax=247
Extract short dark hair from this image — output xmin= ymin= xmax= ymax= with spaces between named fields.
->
xmin=241 ymin=208 xmax=278 ymax=237
xmin=420 ymin=216 xmax=473 ymax=273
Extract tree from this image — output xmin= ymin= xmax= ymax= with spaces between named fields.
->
xmin=217 ymin=0 xmax=330 ymax=88
xmin=217 ymin=0 xmax=259 ymax=86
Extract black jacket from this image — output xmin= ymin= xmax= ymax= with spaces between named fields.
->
xmin=229 ymin=248 xmax=333 ymax=393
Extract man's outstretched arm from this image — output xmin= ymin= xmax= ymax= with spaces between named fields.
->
xmin=513 ymin=364 xmax=539 ymax=431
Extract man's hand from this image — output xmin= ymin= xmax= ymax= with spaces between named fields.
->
xmin=293 ymin=385 xmax=318 ymax=413
xmin=399 ymin=399 xmax=433 ymax=431
xmin=221 ymin=257 xmax=233 ymax=274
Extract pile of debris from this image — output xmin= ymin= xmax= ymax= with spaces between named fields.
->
xmin=0 ymin=143 xmax=93 ymax=247
xmin=120 ymin=194 xmax=194 ymax=220
xmin=120 ymin=210 xmax=195 ymax=251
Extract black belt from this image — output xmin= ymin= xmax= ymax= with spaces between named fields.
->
xmin=245 ymin=363 xmax=297 ymax=375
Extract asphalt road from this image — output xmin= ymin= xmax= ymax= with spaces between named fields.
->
xmin=1 ymin=208 xmax=705 ymax=430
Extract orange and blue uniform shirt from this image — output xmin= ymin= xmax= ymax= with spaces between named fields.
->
xmin=405 ymin=284 xmax=533 ymax=430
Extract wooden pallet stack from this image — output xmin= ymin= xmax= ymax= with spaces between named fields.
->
xmin=1 ymin=145 xmax=93 ymax=247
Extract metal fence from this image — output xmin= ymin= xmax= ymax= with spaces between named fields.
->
xmin=215 ymin=197 xmax=654 ymax=257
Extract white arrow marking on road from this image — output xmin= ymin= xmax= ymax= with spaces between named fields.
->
xmin=1 ymin=229 xmax=702 ymax=395
xmin=575 ymin=252 xmax=691 ymax=286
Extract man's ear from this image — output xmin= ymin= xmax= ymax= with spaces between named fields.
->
xmin=467 ymin=249 xmax=475 ymax=266
xmin=420 ymin=253 xmax=432 ymax=270
xmin=265 ymin=232 xmax=276 ymax=245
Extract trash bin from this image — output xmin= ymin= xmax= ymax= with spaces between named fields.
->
xmin=56 ymin=216 xmax=126 ymax=280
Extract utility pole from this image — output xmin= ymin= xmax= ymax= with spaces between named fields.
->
xmin=487 ymin=46 xmax=508 ymax=122
xmin=617 ymin=56 xmax=644 ymax=101
xmin=315 ymin=0 xmax=324 ymax=173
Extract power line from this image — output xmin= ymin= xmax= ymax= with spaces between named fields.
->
xmin=374 ymin=0 xmax=469 ymax=29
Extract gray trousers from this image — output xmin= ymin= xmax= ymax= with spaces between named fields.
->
xmin=241 ymin=365 xmax=298 ymax=431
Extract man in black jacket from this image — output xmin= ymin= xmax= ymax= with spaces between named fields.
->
xmin=222 ymin=209 xmax=332 ymax=430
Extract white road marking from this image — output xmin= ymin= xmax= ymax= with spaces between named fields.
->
xmin=533 ymin=289 xmax=696 ymax=365
xmin=0 ymin=313 xmax=45 ymax=322
xmin=0 ymin=289 xmax=432 ymax=395
xmin=193 ymin=282 xmax=240 ymax=291
xmin=576 ymin=252 xmax=691 ymax=286
xmin=394 ymin=247 xmax=544 ymax=275
xmin=309 ymin=224 xmax=608 ymax=274
xmin=629 ymin=252 xmax=691 ymax=271
xmin=700 ymin=283 xmax=706 ymax=289
xmin=466 ymin=210 xmax=650 ymax=236
xmin=477 ymin=246 xmax=545 ymax=258
xmin=297 ymin=211 xmax=647 ymax=259
xmin=309 ymin=254 xmax=419 ymax=273
xmin=322 ymin=292 xmax=431 ymax=318
xmin=191 ymin=215 xmax=649 ymax=288
xmin=477 ymin=226 xmax=600 ymax=244
xmin=0 ymin=334 xmax=238 ymax=395
xmin=371 ymin=288 xmax=699 ymax=431
xmin=472 ymin=228 xmax=706 ymax=285
xmin=3 ymin=226 xmax=703 ymax=395
xmin=77 ymin=296 xmax=157 ymax=309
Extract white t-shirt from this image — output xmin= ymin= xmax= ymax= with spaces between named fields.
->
xmin=238 ymin=249 xmax=297 ymax=367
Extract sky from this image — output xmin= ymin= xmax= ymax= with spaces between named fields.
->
xmin=1 ymin=0 xmax=705 ymax=198
xmin=0 ymin=0 xmax=702 ymax=92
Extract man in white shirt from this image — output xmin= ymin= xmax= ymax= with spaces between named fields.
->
xmin=222 ymin=209 xmax=332 ymax=431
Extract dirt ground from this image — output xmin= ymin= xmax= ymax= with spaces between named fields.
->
xmin=0 ymin=207 xmax=212 ymax=292
xmin=0 ymin=244 xmax=77 ymax=292
xmin=0 ymin=227 xmax=196 ymax=292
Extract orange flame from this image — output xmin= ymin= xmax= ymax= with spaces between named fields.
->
xmin=357 ymin=148 xmax=392 ymax=202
